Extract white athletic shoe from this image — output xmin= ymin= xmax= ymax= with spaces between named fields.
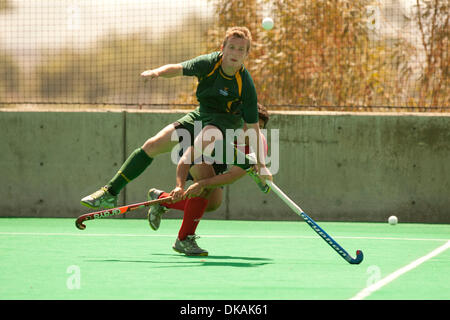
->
xmin=147 ymin=188 xmax=168 ymax=231
xmin=81 ymin=186 xmax=118 ymax=209
xmin=172 ymin=235 xmax=208 ymax=256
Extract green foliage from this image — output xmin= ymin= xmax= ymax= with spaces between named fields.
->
xmin=0 ymin=51 xmax=20 ymax=101
xmin=415 ymin=0 xmax=449 ymax=107
xmin=0 ymin=1 xmax=447 ymax=110
xmin=208 ymin=0 xmax=449 ymax=110
xmin=33 ymin=13 xmax=211 ymax=105
xmin=0 ymin=0 xmax=13 ymax=13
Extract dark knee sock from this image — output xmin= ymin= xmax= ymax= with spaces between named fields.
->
xmin=106 ymin=148 xmax=153 ymax=196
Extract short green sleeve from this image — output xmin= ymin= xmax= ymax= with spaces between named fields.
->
xmin=181 ymin=52 xmax=221 ymax=78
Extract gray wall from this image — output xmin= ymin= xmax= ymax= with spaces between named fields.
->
xmin=1 ymin=110 xmax=449 ymax=223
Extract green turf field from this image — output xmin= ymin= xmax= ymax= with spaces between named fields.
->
xmin=0 ymin=218 xmax=448 ymax=300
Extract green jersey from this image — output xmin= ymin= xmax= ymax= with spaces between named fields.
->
xmin=180 ymin=51 xmax=259 ymax=132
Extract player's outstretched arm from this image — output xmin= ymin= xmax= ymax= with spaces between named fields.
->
xmin=141 ymin=63 xmax=183 ymax=80
xmin=184 ymin=166 xmax=247 ymax=198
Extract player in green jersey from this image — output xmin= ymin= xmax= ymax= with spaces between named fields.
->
xmin=146 ymin=108 xmax=270 ymax=256
xmin=81 ymin=26 xmax=272 ymax=210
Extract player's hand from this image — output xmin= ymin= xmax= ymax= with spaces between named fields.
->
xmin=141 ymin=70 xmax=159 ymax=82
xmin=169 ymin=186 xmax=184 ymax=203
xmin=184 ymin=182 xmax=204 ymax=199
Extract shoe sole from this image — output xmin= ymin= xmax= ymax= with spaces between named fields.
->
xmin=172 ymin=246 xmax=208 ymax=256
xmin=147 ymin=211 xmax=159 ymax=231
xmin=80 ymin=201 xmax=98 ymax=210
xmin=147 ymin=188 xmax=158 ymax=231
xmin=81 ymin=200 xmax=115 ymax=210
xmin=147 ymin=189 xmax=165 ymax=231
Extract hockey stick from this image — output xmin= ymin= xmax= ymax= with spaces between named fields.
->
xmin=234 ymin=145 xmax=363 ymax=264
xmin=265 ymin=180 xmax=363 ymax=264
xmin=75 ymin=196 xmax=172 ymax=230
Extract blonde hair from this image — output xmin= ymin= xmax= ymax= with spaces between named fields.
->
xmin=222 ymin=26 xmax=252 ymax=52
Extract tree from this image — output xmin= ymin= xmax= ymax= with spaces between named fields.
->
xmin=207 ymin=0 xmax=448 ymax=110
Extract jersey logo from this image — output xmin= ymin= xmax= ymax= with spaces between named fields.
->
xmin=219 ymin=88 xmax=229 ymax=96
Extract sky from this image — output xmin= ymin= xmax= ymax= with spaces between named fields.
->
xmin=0 ymin=0 xmax=426 ymax=66
xmin=0 ymin=0 xmax=215 ymax=52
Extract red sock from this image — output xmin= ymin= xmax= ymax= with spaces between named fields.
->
xmin=178 ymin=197 xmax=208 ymax=241
xmin=158 ymin=192 xmax=187 ymax=211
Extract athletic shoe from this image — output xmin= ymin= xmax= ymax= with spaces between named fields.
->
xmin=172 ymin=235 xmax=208 ymax=256
xmin=147 ymin=188 xmax=168 ymax=231
xmin=81 ymin=186 xmax=118 ymax=209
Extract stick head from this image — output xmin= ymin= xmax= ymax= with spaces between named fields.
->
xmin=349 ymin=250 xmax=364 ymax=264
xmin=75 ymin=218 xmax=86 ymax=230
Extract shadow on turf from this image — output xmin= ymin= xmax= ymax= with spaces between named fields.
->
xmin=152 ymin=253 xmax=273 ymax=261
xmin=85 ymin=254 xmax=273 ymax=268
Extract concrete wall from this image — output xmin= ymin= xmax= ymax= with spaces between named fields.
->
xmin=1 ymin=110 xmax=449 ymax=223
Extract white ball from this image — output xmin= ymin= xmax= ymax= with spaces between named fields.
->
xmin=388 ymin=216 xmax=398 ymax=225
xmin=262 ymin=17 xmax=274 ymax=30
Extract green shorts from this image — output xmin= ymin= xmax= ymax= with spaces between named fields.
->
xmin=175 ymin=107 xmax=244 ymax=140
xmin=175 ymin=108 xmax=239 ymax=164
xmin=174 ymin=108 xmax=253 ymax=169
xmin=174 ymin=120 xmax=229 ymax=180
